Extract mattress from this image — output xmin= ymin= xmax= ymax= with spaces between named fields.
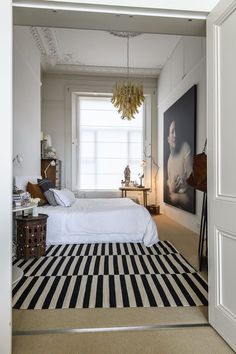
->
xmin=37 ymin=198 xmax=158 ymax=247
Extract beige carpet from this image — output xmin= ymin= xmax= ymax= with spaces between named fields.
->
xmin=13 ymin=327 xmax=234 ymax=354
xmin=13 ymin=214 xmax=226 ymax=354
xmin=153 ymin=214 xmax=208 ymax=280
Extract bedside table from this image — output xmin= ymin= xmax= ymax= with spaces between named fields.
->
xmin=12 ymin=203 xmax=38 ymax=285
xmin=119 ymin=187 xmax=150 ymax=207
xmin=16 ymin=214 xmax=48 ymax=260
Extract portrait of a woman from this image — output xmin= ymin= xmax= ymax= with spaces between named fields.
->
xmin=163 ymin=85 xmax=196 ymax=214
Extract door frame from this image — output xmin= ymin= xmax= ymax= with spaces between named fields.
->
xmin=207 ymin=0 xmax=236 ymax=351
xmin=8 ymin=0 xmax=233 ymax=353
xmin=0 ymin=1 xmax=13 ymax=353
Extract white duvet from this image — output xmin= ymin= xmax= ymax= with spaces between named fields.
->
xmin=37 ymin=198 xmax=158 ymax=247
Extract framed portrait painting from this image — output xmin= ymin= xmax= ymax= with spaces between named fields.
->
xmin=163 ymin=85 xmax=197 ymax=214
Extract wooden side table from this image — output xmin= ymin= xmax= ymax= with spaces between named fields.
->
xmin=12 ymin=203 xmax=38 ymax=284
xmin=16 ymin=214 xmax=48 ymax=260
xmin=119 ymin=187 xmax=150 ymax=207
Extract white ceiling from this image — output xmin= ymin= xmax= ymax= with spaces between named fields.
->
xmin=32 ymin=27 xmax=181 ymax=77
xmin=14 ymin=1 xmax=211 ymax=78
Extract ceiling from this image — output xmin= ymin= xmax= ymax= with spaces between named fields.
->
xmin=14 ymin=2 xmax=209 ymax=78
xmin=31 ymin=27 xmax=181 ymax=77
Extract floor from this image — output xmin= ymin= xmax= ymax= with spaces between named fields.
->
xmin=12 ymin=215 xmax=233 ymax=354
xmin=13 ymin=327 xmax=233 ymax=354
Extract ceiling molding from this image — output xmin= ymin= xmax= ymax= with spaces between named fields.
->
xmin=109 ymin=31 xmax=141 ymax=38
xmin=30 ymin=26 xmax=162 ymax=77
xmin=43 ymin=64 xmax=161 ymax=78
xmin=30 ymin=26 xmax=60 ymax=66
xmin=30 ymin=26 xmax=46 ymax=56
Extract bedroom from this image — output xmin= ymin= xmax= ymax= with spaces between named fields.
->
xmin=1 ymin=0 xmax=236 ymax=353
xmin=11 ymin=18 xmax=210 ymax=350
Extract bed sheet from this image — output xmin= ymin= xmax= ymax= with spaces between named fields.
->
xmin=37 ymin=198 xmax=158 ymax=247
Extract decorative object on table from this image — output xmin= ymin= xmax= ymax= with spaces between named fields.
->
xmin=16 ymin=213 xmax=48 ymax=260
xmin=163 ymin=85 xmax=197 ymax=214
xmin=12 ymin=188 xmax=31 ymax=208
xmin=121 ymin=180 xmax=125 ymax=188
xmin=30 ymin=198 xmax=40 ymax=216
xmin=42 ymin=133 xmax=57 ymax=159
xmin=41 ymin=159 xmax=62 ymax=189
xmin=124 ymin=165 xmax=131 ymax=187
xmin=138 ymin=173 xmax=144 ymax=188
xmin=110 ymin=32 xmax=145 ymax=120
xmin=44 ymin=146 xmax=57 ymax=159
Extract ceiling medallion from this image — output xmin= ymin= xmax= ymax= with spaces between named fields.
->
xmin=109 ymin=31 xmax=141 ymax=38
xmin=110 ymin=32 xmax=144 ymax=120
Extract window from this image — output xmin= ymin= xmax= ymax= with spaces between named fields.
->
xmin=76 ymin=96 xmax=144 ymax=190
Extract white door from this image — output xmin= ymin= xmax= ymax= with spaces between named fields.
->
xmin=207 ymin=0 xmax=236 ymax=351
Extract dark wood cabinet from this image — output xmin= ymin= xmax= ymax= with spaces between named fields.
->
xmin=41 ymin=159 xmax=62 ymax=189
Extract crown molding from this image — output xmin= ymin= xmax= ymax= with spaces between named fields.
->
xmin=43 ymin=64 xmax=161 ymax=78
xmin=30 ymin=26 xmax=161 ymax=77
xmin=30 ymin=26 xmax=59 ymax=67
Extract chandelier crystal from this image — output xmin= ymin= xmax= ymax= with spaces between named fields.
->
xmin=111 ymin=33 xmax=145 ymax=120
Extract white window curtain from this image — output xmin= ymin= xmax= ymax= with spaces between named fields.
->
xmin=75 ymin=96 xmax=145 ymax=190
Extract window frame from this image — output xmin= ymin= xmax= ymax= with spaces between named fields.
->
xmin=71 ymin=92 xmax=152 ymax=192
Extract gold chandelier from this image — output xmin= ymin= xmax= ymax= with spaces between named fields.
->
xmin=111 ymin=33 xmax=145 ymax=120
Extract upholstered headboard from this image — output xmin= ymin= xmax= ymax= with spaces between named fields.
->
xmin=14 ymin=176 xmax=41 ymax=191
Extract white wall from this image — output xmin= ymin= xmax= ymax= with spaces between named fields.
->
xmin=0 ymin=1 xmax=12 ymax=353
xmin=13 ymin=26 xmax=41 ymax=177
xmin=157 ymin=36 xmax=206 ymax=233
xmin=41 ymin=74 xmax=157 ymax=200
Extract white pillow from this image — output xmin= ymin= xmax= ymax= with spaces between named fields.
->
xmin=50 ymin=188 xmax=76 ymax=207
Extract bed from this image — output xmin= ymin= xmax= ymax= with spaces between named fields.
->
xmin=37 ymin=197 xmax=158 ymax=247
xmin=15 ymin=176 xmax=159 ymax=247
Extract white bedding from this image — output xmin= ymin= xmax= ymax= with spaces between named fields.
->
xmin=37 ymin=198 xmax=158 ymax=247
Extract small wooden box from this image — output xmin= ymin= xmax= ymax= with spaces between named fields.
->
xmin=16 ymin=214 xmax=48 ymax=260
xmin=146 ymin=204 xmax=160 ymax=215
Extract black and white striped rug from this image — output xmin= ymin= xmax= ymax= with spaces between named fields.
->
xmin=12 ymin=241 xmax=208 ymax=309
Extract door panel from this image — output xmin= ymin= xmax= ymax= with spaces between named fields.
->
xmin=218 ymin=8 xmax=236 ymax=197
xmin=207 ymin=0 xmax=236 ymax=351
xmin=218 ymin=229 xmax=236 ymax=315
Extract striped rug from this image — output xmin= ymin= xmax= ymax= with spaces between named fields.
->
xmin=12 ymin=241 xmax=208 ymax=310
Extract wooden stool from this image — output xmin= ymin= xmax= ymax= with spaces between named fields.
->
xmin=16 ymin=213 xmax=48 ymax=260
